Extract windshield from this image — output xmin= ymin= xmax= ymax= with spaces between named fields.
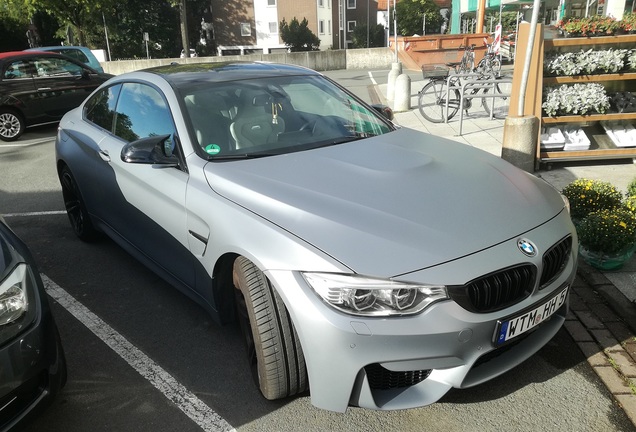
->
xmin=179 ymin=75 xmax=393 ymax=160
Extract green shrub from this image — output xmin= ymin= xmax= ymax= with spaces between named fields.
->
xmin=577 ymin=208 xmax=636 ymax=254
xmin=562 ymin=178 xmax=623 ymax=219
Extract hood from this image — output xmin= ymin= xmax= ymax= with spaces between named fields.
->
xmin=204 ymin=128 xmax=564 ymax=276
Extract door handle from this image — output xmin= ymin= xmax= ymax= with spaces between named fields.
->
xmin=37 ymin=87 xmax=52 ymax=91
xmin=98 ymin=150 xmax=111 ymax=162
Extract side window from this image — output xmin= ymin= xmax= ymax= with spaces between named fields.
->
xmin=33 ymin=57 xmax=83 ymax=77
xmin=113 ymin=83 xmax=175 ymax=143
xmin=84 ymin=84 xmax=122 ymax=131
xmin=62 ymin=49 xmax=89 ymax=64
xmin=3 ymin=60 xmax=34 ymax=79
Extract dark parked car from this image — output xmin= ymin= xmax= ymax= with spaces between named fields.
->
xmin=0 ymin=51 xmax=112 ymax=141
xmin=0 ymin=216 xmax=67 ymax=430
xmin=56 ymin=62 xmax=576 ymax=412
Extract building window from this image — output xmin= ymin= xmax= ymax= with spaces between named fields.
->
xmin=269 ymin=22 xmax=278 ymax=34
xmin=319 ymin=20 xmax=325 ymax=35
xmin=241 ymin=23 xmax=251 ymax=36
xmin=319 ymin=0 xmax=324 ymax=7
xmin=347 ymin=0 xmax=355 ymax=8
xmin=328 ymin=20 xmax=331 ymax=35
xmin=267 ymin=0 xmax=276 ymax=5
xmin=347 ymin=20 xmax=356 ymax=33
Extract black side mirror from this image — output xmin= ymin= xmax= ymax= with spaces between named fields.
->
xmin=121 ymin=134 xmax=179 ymax=167
xmin=371 ymin=104 xmax=394 ymax=121
xmin=77 ymin=69 xmax=91 ymax=80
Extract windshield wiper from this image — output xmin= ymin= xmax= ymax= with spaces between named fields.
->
xmin=209 ymin=153 xmax=280 ymax=161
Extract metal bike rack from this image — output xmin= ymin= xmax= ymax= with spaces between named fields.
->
xmin=456 ymin=77 xmax=512 ymax=136
xmin=444 ymin=72 xmax=481 ymax=123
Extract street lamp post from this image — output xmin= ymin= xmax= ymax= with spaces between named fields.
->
xmin=393 ymin=0 xmax=397 ymax=63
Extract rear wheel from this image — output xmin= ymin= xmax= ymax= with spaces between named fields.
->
xmin=0 ymin=108 xmax=25 ymax=141
xmin=233 ymin=256 xmax=308 ymax=400
xmin=476 ymin=56 xmax=501 ymax=77
xmin=418 ymin=80 xmax=460 ymax=123
xmin=59 ymin=166 xmax=99 ymax=241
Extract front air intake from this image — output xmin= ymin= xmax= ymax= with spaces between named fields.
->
xmin=364 ymin=363 xmax=431 ymax=390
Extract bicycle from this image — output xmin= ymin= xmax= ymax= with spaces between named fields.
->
xmin=475 ymin=38 xmax=501 ymax=77
xmin=417 ymin=45 xmax=475 ymax=123
xmin=417 ymin=45 xmax=509 ymax=123
xmin=476 ymin=38 xmax=513 ymax=118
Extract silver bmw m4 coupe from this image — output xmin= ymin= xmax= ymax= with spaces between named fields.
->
xmin=55 ymin=61 xmax=577 ymax=412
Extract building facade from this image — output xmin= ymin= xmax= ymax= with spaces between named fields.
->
xmin=210 ymin=0 xmax=378 ymax=54
xmin=450 ymin=0 xmax=636 ymax=35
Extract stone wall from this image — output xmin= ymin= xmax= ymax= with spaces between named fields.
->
xmin=101 ymin=47 xmax=394 ymax=75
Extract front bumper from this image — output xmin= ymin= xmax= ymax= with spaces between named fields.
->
xmin=267 ymin=211 xmax=577 ymax=412
xmin=0 ymin=297 xmax=67 ymax=432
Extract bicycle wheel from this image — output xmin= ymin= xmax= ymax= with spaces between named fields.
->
xmin=481 ymin=79 xmax=512 ymax=119
xmin=418 ymin=80 xmax=460 ymax=123
xmin=490 ymin=57 xmax=502 ymax=76
xmin=476 ymin=56 xmax=501 ymax=77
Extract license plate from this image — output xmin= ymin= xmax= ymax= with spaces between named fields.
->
xmin=494 ymin=286 xmax=568 ymax=346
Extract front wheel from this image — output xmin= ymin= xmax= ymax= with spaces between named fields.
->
xmin=418 ymin=80 xmax=460 ymax=123
xmin=476 ymin=56 xmax=501 ymax=77
xmin=233 ymin=256 xmax=308 ymax=400
xmin=0 ymin=108 xmax=25 ymax=141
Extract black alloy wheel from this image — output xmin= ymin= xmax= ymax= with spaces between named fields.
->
xmin=59 ymin=166 xmax=99 ymax=241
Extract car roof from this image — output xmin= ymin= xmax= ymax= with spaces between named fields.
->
xmin=0 ymin=50 xmax=59 ymax=59
xmin=27 ymin=46 xmax=89 ymax=52
xmin=142 ymin=62 xmax=321 ymax=87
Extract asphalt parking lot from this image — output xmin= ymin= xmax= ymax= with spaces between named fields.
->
xmin=1 ymin=90 xmax=635 ymax=431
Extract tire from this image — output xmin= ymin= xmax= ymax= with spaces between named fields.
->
xmin=418 ymin=80 xmax=460 ymax=123
xmin=233 ymin=256 xmax=308 ymax=400
xmin=476 ymin=57 xmax=501 ymax=77
xmin=0 ymin=108 xmax=25 ymax=141
xmin=59 ymin=166 xmax=99 ymax=241
xmin=490 ymin=57 xmax=502 ymax=76
xmin=481 ymin=80 xmax=512 ymax=119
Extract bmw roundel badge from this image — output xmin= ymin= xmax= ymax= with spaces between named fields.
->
xmin=517 ymin=239 xmax=537 ymax=257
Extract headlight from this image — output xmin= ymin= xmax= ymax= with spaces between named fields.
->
xmin=0 ymin=263 xmax=36 ymax=343
xmin=561 ymin=193 xmax=571 ymax=214
xmin=302 ymin=273 xmax=448 ymax=317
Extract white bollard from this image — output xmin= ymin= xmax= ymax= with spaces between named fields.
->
xmin=394 ymin=73 xmax=411 ymax=112
xmin=387 ymin=62 xmax=402 ymax=102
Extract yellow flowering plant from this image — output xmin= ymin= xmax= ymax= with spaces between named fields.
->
xmin=628 ymin=178 xmax=636 ymax=197
xmin=561 ymin=178 xmax=623 ymax=220
xmin=576 ymin=208 xmax=636 ymax=255
xmin=626 ymin=195 xmax=636 ymax=213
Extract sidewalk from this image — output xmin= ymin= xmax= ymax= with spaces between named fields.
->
xmin=373 ymin=80 xmax=636 ymax=427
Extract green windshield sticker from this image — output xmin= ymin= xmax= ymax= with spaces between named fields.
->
xmin=205 ymin=144 xmax=221 ymax=155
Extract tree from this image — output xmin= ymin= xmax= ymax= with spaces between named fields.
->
xmin=1 ymin=0 xmax=211 ymax=58
xmin=395 ymin=0 xmax=443 ymax=36
xmin=0 ymin=10 xmax=28 ymax=50
xmin=351 ymin=24 xmax=386 ymax=49
xmin=279 ymin=17 xmax=320 ymax=52
xmin=25 ymin=0 xmax=112 ymax=47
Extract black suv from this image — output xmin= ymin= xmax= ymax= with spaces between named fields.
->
xmin=0 ymin=51 xmax=112 ymax=141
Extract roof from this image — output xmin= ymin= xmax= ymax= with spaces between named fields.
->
xmin=0 ymin=50 xmax=56 ymax=60
xmin=143 ymin=62 xmax=320 ymax=87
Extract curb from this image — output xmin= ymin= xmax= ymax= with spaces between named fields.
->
xmin=567 ymin=265 xmax=636 ymax=429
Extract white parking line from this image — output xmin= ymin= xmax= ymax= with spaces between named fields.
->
xmin=0 ymin=138 xmax=54 ymax=147
xmin=2 ymin=211 xmax=66 ymax=217
xmin=42 ymin=275 xmax=236 ymax=432
xmin=368 ymin=71 xmax=377 ymax=85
